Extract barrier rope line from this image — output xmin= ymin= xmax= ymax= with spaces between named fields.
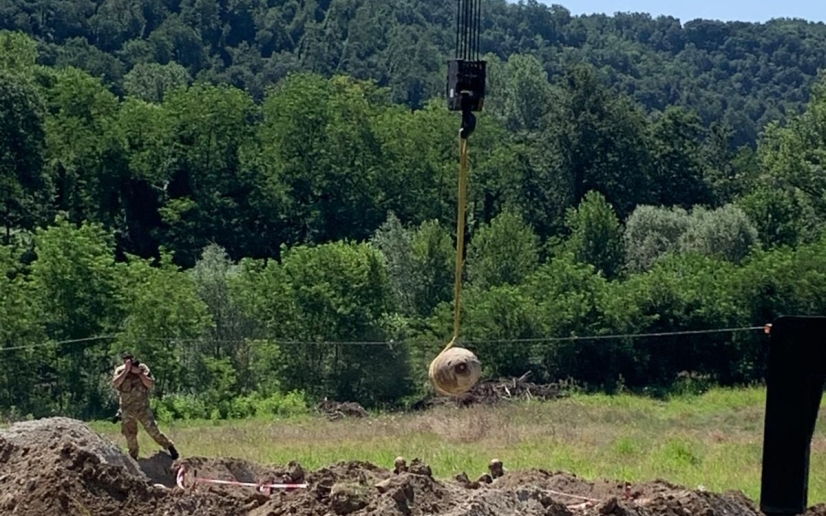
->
xmin=0 ymin=325 xmax=770 ymax=353
xmin=461 ymin=325 xmax=768 ymax=344
xmin=176 ymin=464 xmax=307 ymax=494
xmin=0 ymin=335 xmax=120 ymax=352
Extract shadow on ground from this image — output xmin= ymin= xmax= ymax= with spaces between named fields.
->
xmin=138 ymin=451 xmax=177 ymax=487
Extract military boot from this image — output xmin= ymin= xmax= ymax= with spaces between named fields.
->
xmin=168 ymin=445 xmax=179 ymax=460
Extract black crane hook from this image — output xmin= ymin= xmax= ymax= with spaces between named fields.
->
xmin=460 ymin=103 xmax=476 ymax=140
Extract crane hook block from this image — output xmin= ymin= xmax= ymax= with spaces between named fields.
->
xmin=447 ymin=59 xmax=486 ymax=112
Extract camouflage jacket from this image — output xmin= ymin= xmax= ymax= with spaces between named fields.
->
xmin=112 ymin=363 xmax=154 ymax=411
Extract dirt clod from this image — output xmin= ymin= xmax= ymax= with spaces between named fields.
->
xmin=408 ymin=458 xmax=432 ymax=477
xmin=331 ymin=482 xmax=370 ymax=514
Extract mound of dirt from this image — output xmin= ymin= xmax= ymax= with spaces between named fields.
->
xmin=1 ymin=416 xmax=145 ymax=478
xmin=489 ymin=470 xmax=764 ymax=516
xmin=636 ymin=489 xmax=763 ymax=516
xmin=248 ymin=459 xmax=575 ymax=516
xmin=0 ymin=418 xmax=252 ymax=516
xmin=491 ymin=469 xmax=685 ymax=501
xmin=0 ymin=416 xmax=814 ymax=516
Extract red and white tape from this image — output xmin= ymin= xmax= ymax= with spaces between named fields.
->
xmin=176 ymin=464 xmax=308 ymax=494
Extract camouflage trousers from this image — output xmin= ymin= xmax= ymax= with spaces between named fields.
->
xmin=121 ymin=405 xmax=174 ymax=460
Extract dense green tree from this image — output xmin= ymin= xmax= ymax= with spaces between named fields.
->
xmin=0 ymin=244 xmax=48 ymax=416
xmin=28 ymin=218 xmax=121 ymax=417
xmin=0 ymin=71 xmax=50 ymax=242
xmin=157 ymin=82 xmax=259 ymax=265
xmin=256 ymin=73 xmax=388 ymax=247
xmin=737 ymin=185 xmax=817 ymax=249
xmin=466 ymin=210 xmax=540 ymax=290
xmin=563 ymin=191 xmax=625 ymax=279
xmin=274 ymin=241 xmax=412 ymax=405
xmin=542 ymin=65 xmax=654 ymax=220
xmin=42 ymin=67 xmax=125 ymax=227
xmin=114 ymin=250 xmax=212 ymax=398
xmin=648 ymin=107 xmax=714 ymax=208
xmin=123 ymin=61 xmax=191 ymax=102
xmin=759 ymin=74 xmax=826 ymax=216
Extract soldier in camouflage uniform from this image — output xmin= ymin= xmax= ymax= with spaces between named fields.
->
xmin=112 ymin=352 xmax=179 ymax=461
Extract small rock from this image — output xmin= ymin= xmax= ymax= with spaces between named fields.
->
xmin=488 ymin=459 xmax=505 ymax=479
xmin=375 ymin=479 xmax=393 ymax=493
xmin=1 ymin=494 xmax=17 ymax=511
xmin=26 ymin=478 xmax=36 ymax=492
xmin=477 ymin=473 xmax=493 ymax=484
xmin=390 ymin=485 xmax=413 ymax=504
xmin=243 ymin=499 xmax=265 ymax=512
xmin=393 ymin=456 xmax=407 ymax=474
xmin=408 ymin=458 xmax=431 ymax=477
xmin=598 ymin=496 xmax=619 ymax=515
xmin=330 ymin=483 xmax=368 ymax=515
xmin=286 ymin=460 xmax=305 ymax=483
xmin=454 ymin=472 xmax=482 ymax=490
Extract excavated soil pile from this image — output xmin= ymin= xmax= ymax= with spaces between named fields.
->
xmin=0 ymin=417 xmax=254 ymax=515
xmin=247 ymin=460 xmax=766 ymax=516
xmin=490 ymin=469 xmax=765 ymax=516
xmin=256 ymin=460 xmax=583 ymax=516
xmin=0 ymin=417 xmax=815 ymax=516
xmin=0 ymin=416 xmax=145 ymax=478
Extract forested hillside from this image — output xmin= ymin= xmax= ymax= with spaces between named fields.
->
xmin=2 ymin=1 xmax=826 ymax=422
xmin=3 ymin=0 xmax=826 ymax=146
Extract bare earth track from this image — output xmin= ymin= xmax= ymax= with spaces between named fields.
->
xmin=0 ymin=417 xmax=821 ymax=516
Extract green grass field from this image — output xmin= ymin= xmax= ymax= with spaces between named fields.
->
xmin=91 ymin=387 xmax=826 ymax=505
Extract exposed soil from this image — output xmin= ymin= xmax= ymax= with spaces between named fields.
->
xmin=0 ymin=416 xmax=813 ymax=516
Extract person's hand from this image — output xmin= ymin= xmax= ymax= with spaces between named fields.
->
xmin=131 ymin=365 xmax=142 ymax=374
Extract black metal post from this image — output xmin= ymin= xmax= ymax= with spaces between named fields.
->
xmin=761 ymin=316 xmax=826 ymax=516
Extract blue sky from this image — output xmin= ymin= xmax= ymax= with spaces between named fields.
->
xmin=542 ymin=1 xmax=826 ymax=24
